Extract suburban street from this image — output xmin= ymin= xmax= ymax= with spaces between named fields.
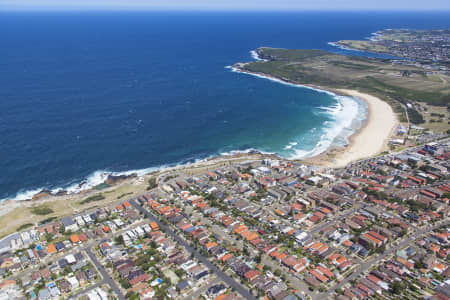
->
xmin=130 ymin=199 xmax=258 ymax=300
xmin=85 ymin=248 xmax=126 ymax=300
xmin=325 ymin=219 xmax=450 ymax=298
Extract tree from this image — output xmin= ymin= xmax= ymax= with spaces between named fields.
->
xmin=255 ymin=255 xmax=262 ymax=264
xmin=415 ymin=260 xmax=424 ymax=269
xmin=376 ymin=244 xmax=386 ymax=254
xmin=390 ymin=281 xmax=403 ymax=294
xmin=59 ymin=224 xmax=65 ymax=234
xmin=44 ymin=233 xmax=53 ymax=242
xmin=175 ymin=269 xmax=184 ymax=278
xmin=114 ymin=235 xmax=124 ymax=245
xmin=147 ymin=176 xmax=157 ymax=190
xmin=119 ymin=278 xmax=131 ymax=289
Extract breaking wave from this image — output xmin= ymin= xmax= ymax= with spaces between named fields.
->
xmin=226 ymin=63 xmax=368 ymax=160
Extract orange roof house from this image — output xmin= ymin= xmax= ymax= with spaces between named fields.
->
xmin=180 ymin=224 xmax=193 ymax=231
xmin=234 ymin=225 xmax=247 ymax=234
xmin=246 ymin=232 xmax=259 ymax=241
xmin=244 ymin=270 xmax=260 ymax=281
xmin=320 ymin=207 xmax=332 ymax=215
xmin=316 ymin=265 xmax=334 ymax=279
xmin=70 ymin=234 xmax=80 ymax=243
xmin=240 ymin=230 xmax=252 ymax=238
xmin=315 ymin=244 xmax=329 ymax=254
xmin=270 ymin=250 xmax=280 ymax=258
xmin=196 ymin=202 xmax=208 ymax=209
xmin=367 ymin=231 xmax=387 ymax=243
xmin=335 ymin=256 xmax=347 ymax=265
xmin=342 ymin=240 xmax=353 ymax=247
xmin=47 ymin=243 xmax=56 ymax=254
xmin=274 ymin=209 xmax=285 ymax=216
xmin=215 ymin=295 xmax=227 ymax=300
xmin=158 ymin=206 xmax=172 ymax=215
xmin=396 ymin=257 xmax=414 ymax=269
xmin=220 ymin=253 xmax=233 ymax=262
xmin=78 ymin=234 xmax=88 ymax=242
xmin=149 ymin=222 xmax=159 ymax=231
xmin=310 ymin=270 xmax=328 ymax=283
xmin=434 ymin=263 xmax=446 ymax=273
xmin=276 ymin=252 xmax=288 ymax=262
xmin=205 ymin=242 xmax=218 ymax=250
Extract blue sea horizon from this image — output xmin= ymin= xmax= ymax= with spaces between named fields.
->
xmin=1 ymin=11 xmax=449 ymax=201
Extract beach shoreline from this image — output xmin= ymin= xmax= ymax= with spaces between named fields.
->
xmin=229 ymin=62 xmax=398 ymax=168
xmin=2 ymin=65 xmax=397 ymax=205
xmin=303 ymin=89 xmax=398 ymax=167
xmin=0 ymin=56 xmax=398 ymax=233
xmin=0 ymin=85 xmax=398 ymax=235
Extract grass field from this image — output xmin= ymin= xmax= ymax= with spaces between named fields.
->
xmin=240 ymin=47 xmax=449 ymax=113
xmin=0 ymin=179 xmax=150 ymax=238
xmin=336 ymin=40 xmax=390 ymax=53
xmin=0 ymin=153 xmax=263 ymax=239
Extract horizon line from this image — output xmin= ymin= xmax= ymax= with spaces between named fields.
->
xmin=1 ymin=6 xmax=450 ymax=12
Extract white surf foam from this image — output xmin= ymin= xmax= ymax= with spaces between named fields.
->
xmin=2 ymin=150 xmax=236 ymax=202
xmin=226 ymin=61 xmax=368 ymax=161
xmin=283 ymin=142 xmax=298 ymax=150
xmin=2 ymin=161 xmax=186 ymax=202
xmin=327 ymin=42 xmax=365 ymax=53
xmin=289 ymin=95 xmax=367 ymax=159
xmin=228 ymin=66 xmax=335 ymax=96
xmin=3 ymin=57 xmax=368 ymax=202
xmin=220 ymin=148 xmax=275 ymax=157
xmin=250 ymin=50 xmax=267 ymax=61
xmin=7 ymin=188 xmax=46 ymax=202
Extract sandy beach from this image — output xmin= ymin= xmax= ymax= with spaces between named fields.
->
xmin=230 ymin=64 xmax=399 ymax=168
xmin=305 ymin=89 xmax=398 ymax=167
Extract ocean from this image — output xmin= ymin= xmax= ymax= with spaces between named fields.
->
xmin=1 ymin=11 xmax=449 ymax=201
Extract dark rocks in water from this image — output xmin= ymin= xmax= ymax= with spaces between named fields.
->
xmin=105 ymin=173 xmax=137 ymax=185
xmin=32 ymin=189 xmax=52 ymax=201
xmin=54 ymin=190 xmax=67 ymax=196
xmin=249 ymin=150 xmax=261 ymax=154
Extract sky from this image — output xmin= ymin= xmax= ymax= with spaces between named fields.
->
xmin=1 ymin=0 xmax=450 ymax=11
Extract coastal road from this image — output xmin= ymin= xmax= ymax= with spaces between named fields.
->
xmin=85 ymin=248 xmax=126 ymax=300
xmin=130 ymin=199 xmax=257 ymax=300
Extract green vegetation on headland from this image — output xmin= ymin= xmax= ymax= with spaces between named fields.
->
xmin=147 ymin=176 xmax=157 ymax=190
xmin=118 ymin=192 xmax=133 ymax=199
xmin=407 ymin=107 xmax=425 ymax=125
xmin=80 ymin=193 xmax=105 ymax=204
xmin=237 ymin=48 xmax=449 ymax=118
xmin=39 ymin=216 xmax=57 ymax=225
xmin=16 ymin=223 xmax=33 ymax=231
xmin=30 ymin=205 xmax=54 ymax=216
xmin=335 ymin=40 xmax=389 ymax=53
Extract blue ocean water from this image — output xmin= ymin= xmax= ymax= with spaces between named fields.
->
xmin=1 ymin=11 xmax=449 ymax=200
